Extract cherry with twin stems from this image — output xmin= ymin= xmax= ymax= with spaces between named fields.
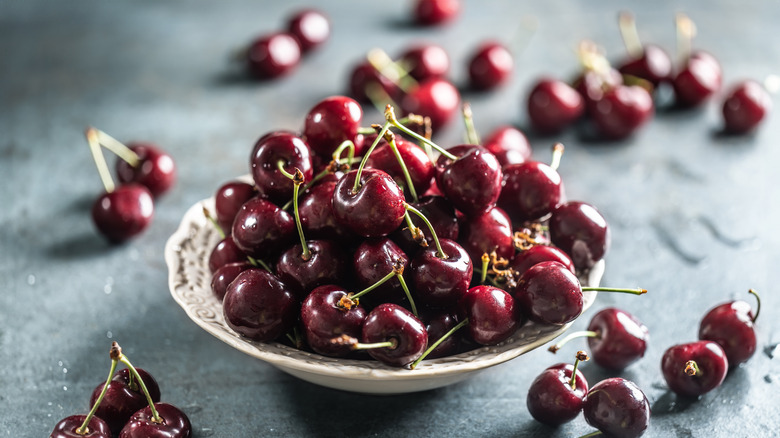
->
xmin=526 ymin=77 xmax=585 ymax=135
xmin=662 ymin=340 xmax=729 ymax=398
xmin=699 ymin=289 xmax=761 ymax=367
xmin=245 ymin=32 xmax=301 ymax=80
xmin=498 ymin=143 xmax=565 ymax=225
xmin=722 ymin=80 xmax=772 ymax=134
xmin=549 ymin=200 xmax=610 ymax=271
xmin=616 ymin=11 xmax=672 ymax=87
xmin=527 ymin=351 xmax=590 ymax=426
xmin=672 ymin=13 xmax=722 ymax=107
xmin=582 ymin=377 xmax=650 ymax=438
xmin=88 ymin=367 xmax=161 ymax=435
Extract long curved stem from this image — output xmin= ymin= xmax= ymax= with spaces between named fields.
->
xmin=388 ymin=135 xmax=418 ymax=203
xmin=352 ymin=122 xmax=391 ymax=194
xmin=350 ymin=269 xmax=397 ymax=301
xmin=581 ymin=287 xmax=647 ymax=295
xmin=86 ymin=127 xmax=115 ymax=193
xmin=395 ymin=273 xmax=418 ymax=318
xmin=290 ymin=170 xmax=310 ymax=261
xmin=749 ymin=289 xmax=761 ymax=323
xmin=548 ymin=330 xmax=599 ymax=353
xmin=76 ymin=357 xmax=118 ymax=434
xmin=406 ymin=204 xmax=447 ymax=259
xmin=116 ymin=347 xmax=161 ymax=423
xmin=410 ymin=318 xmax=469 ymax=369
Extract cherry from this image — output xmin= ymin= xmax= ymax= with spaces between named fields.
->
xmin=119 ymin=403 xmax=191 ymax=438
xmin=661 ymin=340 xmax=728 ymax=397
xmin=673 ymin=51 xmax=722 ymax=107
xmin=332 ymin=168 xmax=406 ymax=237
xmin=300 ymin=285 xmax=368 ymax=357
xmin=422 ymin=311 xmax=461 ymax=358
xmin=208 ymin=235 xmax=246 ymax=273
xmin=509 ymin=244 xmax=575 ymax=278
xmin=591 ymin=84 xmax=654 ymax=139
xmin=222 ymin=268 xmax=298 ymax=342
xmin=303 ymin=96 xmax=363 ymax=157
xmin=366 ymin=133 xmax=434 ymax=199
xmin=360 ymin=303 xmax=428 ymax=367
xmin=211 ymin=261 xmax=252 ymax=301
xmin=231 ymin=197 xmax=295 ymax=260
xmin=353 ymin=238 xmax=410 ymax=308
xmin=398 ymin=44 xmax=450 ymax=81
xmin=246 ymin=32 xmax=301 ymax=79
xmin=298 ymin=179 xmax=356 ymax=242
xmin=583 ymin=377 xmax=650 ymax=438
xmin=467 ymin=41 xmax=513 ymax=90
xmin=214 ymin=180 xmax=256 ymax=233
xmin=391 ymin=195 xmax=459 ymax=254
xmin=526 ymin=78 xmax=585 ymax=134
xmin=50 ymin=415 xmax=111 ymax=438
xmin=482 ymin=125 xmax=532 ymax=168
xmin=497 ymin=144 xmax=565 ymax=224
xmin=435 ymin=145 xmax=502 ymax=217
xmin=616 ymin=12 xmax=672 ymax=87
xmin=459 ymin=285 xmax=520 ymax=345
xmin=549 ymin=201 xmax=610 ymax=271
xmin=526 ymin=351 xmax=589 ymax=425
xmin=401 ymin=78 xmax=460 ymax=130
xmin=722 ymin=80 xmax=772 ymax=134
xmin=574 ymin=67 xmax=624 ymax=116
xmin=413 ymin=0 xmax=460 ymax=26
xmin=91 ymin=184 xmax=154 ymax=243
xmin=250 ymin=132 xmax=313 ymax=204
xmin=89 ymin=367 xmax=161 ymax=434
xmin=287 ymin=9 xmax=329 ymax=53
xmin=699 ymin=289 xmax=760 ymax=367
xmin=411 ymin=238 xmax=473 ymax=310
xmin=458 ymin=206 xmax=514 ymax=263
xmin=348 ymin=62 xmax=403 ymax=105
xmin=115 ymin=143 xmax=176 ymax=198
xmin=277 ymin=240 xmax=348 ymax=298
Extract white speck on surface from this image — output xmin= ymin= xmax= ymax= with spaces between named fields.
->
xmin=27 ymin=274 xmax=36 ymax=285
xmin=104 ymin=284 xmax=112 ymax=294
xmin=62 ymin=368 xmax=67 ymax=374
xmin=62 ymin=386 xmax=67 ymax=391
xmin=107 ymin=331 xmax=113 ymax=338
xmin=48 ymin=402 xmax=52 ymax=406
xmin=57 ymin=361 xmax=62 ymax=367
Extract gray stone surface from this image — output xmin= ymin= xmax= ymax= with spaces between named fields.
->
xmin=1 ymin=0 xmax=779 ymax=436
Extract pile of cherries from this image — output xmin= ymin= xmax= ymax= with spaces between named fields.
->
xmin=50 ymin=342 xmax=191 ymax=438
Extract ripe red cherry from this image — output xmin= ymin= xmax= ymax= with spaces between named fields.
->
xmin=509 ymin=245 xmax=575 ymax=278
xmin=401 ymin=78 xmax=460 ymax=130
xmin=526 ymin=78 xmax=585 ymax=134
xmin=50 ymin=415 xmax=111 ymax=438
xmin=435 ymin=145 xmax=502 ymax=217
xmin=91 ymin=184 xmax=154 ymax=243
xmin=398 ymin=44 xmax=450 ymax=81
xmin=591 ymin=84 xmax=654 ymax=140
xmin=673 ymin=51 xmax=722 ymax=107
xmin=118 ymin=402 xmax=191 ymax=438
xmin=361 ymin=303 xmax=428 ymax=367
xmin=214 ymin=181 xmax=256 ymax=233
xmin=619 ymin=44 xmax=673 ymax=87
xmin=353 ymin=238 xmax=410 ymax=308
xmin=422 ymin=312 xmax=461 ymax=358
xmin=575 ymin=67 xmax=624 ymax=116
xmin=250 ymin=132 xmax=313 ymax=204
xmin=348 ymin=62 xmax=402 ymax=105
xmin=482 ymin=126 xmax=532 ymax=167
xmin=208 ymin=235 xmax=246 ymax=273
xmin=468 ymin=41 xmax=513 ymax=90
xmin=497 ymin=159 xmax=564 ymax=224
xmin=88 ymin=367 xmax=161 ymax=434
xmin=411 ymin=238 xmax=473 ymax=310
xmin=298 ymin=179 xmax=356 ymax=242
xmin=583 ymin=378 xmax=650 ymax=438
xmin=549 ymin=201 xmax=610 ymax=271
xmin=413 ymin=0 xmax=460 ymax=26
xmin=459 ymin=285 xmax=520 ymax=345
xmin=211 ymin=261 xmax=252 ymax=301
xmin=662 ymin=341 xmax=728 ymax=397
xmin=699 ymin=289 xmax=760 ymax=367
xmin=287 ymin=9 xmax=329 ymax=53
xmin=231 ymin=197 xmax=295 ymax=259
xmin=276 ymin=240 xmax=348 ymax=298
xmin=458 ymin=206 xmax=514 ymax=262
xmin=722 ymin=80 xmax=772 ymax=134
xmin=513 ymin=261 xmax=583 ymax=325
xmin=301 ymin=285 xmax=367 ymax=357
xmin=303 ymin=96 xmax=363 ymax=157
xmin=115 ymin=143 xmax=176 ymax=197
xmin=246 ymin=32 xmax=301 ymax=79
xmin=332 ymin=168 xmax=406 ymax=237
xmin=527 ymin=353 xmax=589 ymax=425
xmin=366 ymin=134 xmax=435 ymax=198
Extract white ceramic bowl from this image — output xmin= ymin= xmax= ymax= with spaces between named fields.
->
xmin=165 ymin=197 xmax=603 ymax=395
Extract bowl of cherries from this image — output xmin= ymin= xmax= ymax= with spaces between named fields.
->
xmin=166 ymin=96 xmax=640 ymax=394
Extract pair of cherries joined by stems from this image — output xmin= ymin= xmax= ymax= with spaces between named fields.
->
xmin=50 ymin=342 xmax=190 ymax=438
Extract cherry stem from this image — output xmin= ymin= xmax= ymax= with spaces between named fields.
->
xmin=367 ymin=48 xmax=417 ymax=93
xmin=247 ymin=256 xmax=272 ymax=272
xmin=332 ymin=140 xmax=356 ymax=167
xmin=352 ymin=122 xmax=392 ymax=194
xmin=548 ymin=330 xmax=599 ymax=353
xmin=405 ymin=204 xmax=447 ymax=259
xmin=111 ymin=342 xmax=161 ymax=423
xmin=291 ymin=169 xmax=311 ymax=261
xmin=618 ymin=11 xmax=644 ymax=58
xmin=749 ymin=289 xmax=761 ymax=323
xmin=676 ymin=13 xmax=696 ymax=65
xmin=577 ymin=431 xmax=604 ymax=438
xmin=462 ymin=102 xmax=480 ymax=145
xmin=349 ymin=266 xmax=399 ymax=301
xmin=386 ymin=132 xmax=419 ymax=203
xmin=685 ymin=360 xmax=700 ymax=376
xmin=549 ymin=142 xmax=564 ymax=171
xmin=365 ymin=82 xmax=400 ymax=113
xmin=202 ymin=206 xmax=226 ymax=239
xmin=569 ymin=350 xmax=590 ymax=390
xmin=385 ymin=105 xmax=457 ymax=160
xmin=76 ymin=355 xmax=119 ymax=435
xmin=410 ymin=318 xmax=469 ymax=369
xmin=403 ymin=210 xmax=427 ymax=247
xmin=395 ymin=272 xmax=419 ymax=318
xmin=93 ymin=128 xmax=141 ymax=167
xmin=480 ymin=253 xmax=489 ymax=284
xmin=581 ymin=286 xmax=647 ymax=295
xmin=352 ymin=338 xmax=398 ymax=351
xmin=85 ymin=127 xmax=115 ymax=193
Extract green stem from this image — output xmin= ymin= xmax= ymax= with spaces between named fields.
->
xmin=749 ymin=289 xmax=761 ymax=323
xmin=94 ymin=128 xmax=141 ymax=167
xmin=395 ymin=273 xmax=418 ymax=318
xmin=388 ymin=135 xmax=419 ymax=203
xmin=292 ymin=177 xmax=310 ymax=261
xmin=118 ymin=355 xmax=161 ymax=423
xmin=76 ymin=358 xmax=118 ymax=435
xmin=276 ymin=159 xmax=296 ymax=180
xmin=577 ymin=431 xmax=604 ymax=438
xmin=332 ymin=140 xmax=356 ymax=166
xmin=569 ymin=351 xmax=589 ymax=390
xmin=462 ymin=102 xmax=480 ymax=145
xmin=350 ymin=269 xmax=397 ymax=301
xmin=411 ymin=318 xmax=469 ymax=369
xmin=353 ymin=339 xmax=397 ymax=350
xmin=581 ymin=287 xmax=647 ymax=295
xmin=549 ymin=143 xmax=564 ymax=171
xmin=548 ymin=330 xmax=599 ymax=353
xmin=385 ymin=106 xmax=456 ymax=160
xmin=247 ymin=256 xmax=272 ymax=272
xmin=480 ymin=253 xmax=489 ymax=284
xmin=618 ymin=11 xmax=643 ymax=58
xmin=202 ymin=206 xmax=226 ymax=239
xmin=352 ymin=122 xmax=391 ymax=194
xmin=406 ymin=204 xmax=447 ymax=259
xmin=86 ymin=127 xmax=115 ymax=193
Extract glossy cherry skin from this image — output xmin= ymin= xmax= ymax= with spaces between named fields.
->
xmin=588 ymin=308 xmax=649 ymax=370
xmin=211 ymin=261 xmax=252 ymax=301
xmin=298 ymin=179 xmax=356 ymax=242
xmin=722 ymin=80 xmax=772 ymax=134
xmin=458 ymin=206 xmax=514 ymax=262
xmin=366 ymin=134 xmax=435 ymax=198
xmin=303 ymin=96 xmax=363 ymax=157
xmin=509 ymin=245 xmax=575 ymax=278
xmin=250 ymin=132 xmax=313 ymax=204
xmin=231 ymin=197 xmax=295 ymax=260
xmin=411 ymin=239 xmax=473 ymax=310
xmin=361 ymin=303 xmax=428 ymax=367
xmin=208 ymin=235 xmax=246 ymax=273
xmin=549 ymin=201 xmax=610 ymax=271
xmin=482 ymin=126 xmax=531 ymax=167
xmin=246 ymin=32 xmax=301 ymax=79
xmin=468 ymin=41 xmax=513 ymax=90
xmin=332 ymin=168 xmax=406 ymax=237
xmin=223 ymin=268 xmax=298 ymax=342
xmin=673 ymin=51 xmax=722 ymax=107
xmin=497 ymin=160 xmax=564 ymax=224
xmin=276 ymin=240 xmax=348 ymax=298
xmin=353 ymin=238 xmax=409 ymax=308
xmin=591 ymin=84 xmax=654 ymax=140
xmin=699 ymin=298 xmax=757 ymax=367
xmin=526 ymin=363 xmax=588 ymax=425
xmin=513 ymin=261 xmax=583 ymax=325
xmin=435 ymin=145 xmax=502 ymax=217
xmin=391 ymin=195 xmax=459 ymax=254
xmin=413 ymin=0 xmax=460 ymax=25
xmin=118 ymin=402 xmax=191 ymax=438
xmin=459 ymin=285 xmax=520 ymax=345
xmin=89 ymin=368 xmax=161 ymax=435
xmin=301 ymin=285 xmax=367 ymax=357
xmin=618 ymin=44 xmax=673 ymax=87
xmin=662 ymin=341 xmax=728 ymax=397
xmin=50 ymin=415 xmax=111 ymax=438
xmin=422 ymin=311 xmax=461 ymax=358
xmin=575 ymin=68 xmax=624 ymax=115
xmin=526 ymin=78 xmax=585 ymax=134
xmin=287 ymin=9 xmax=329 ymax=53
xmin=115 ymin=143 xmax=176 ymax=197
xmin=91 ymin=184 xmax=154 ymax=243
xmin=348 ymin=62 xmax=402 ymax=104
xmin=399 ymin=44 xmax=450 ymax=81
xmin=583 ymin=378 xmax=650 ymax=438
xmin=401 ymin=78 xmax=460 ymax=131
xmin=214 ymin=180 xmax=256 ymax=233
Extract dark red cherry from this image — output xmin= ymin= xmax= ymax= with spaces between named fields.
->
xmin=391 ymin=195 xmax=459 ymax=254
xmin=250 ymin=132 xmax=313 ymax=204
xmin=118 ymin=402 xmax=191 ymax=438
xmin=89 ymin=368 xmax=161 ymax=435
xmin=513 ymin=261 xmax=582 ymax=325
xmin=574 ymin=67 xmax=624 ymax=115
xmin=353 ymin=238 xmax=409 ymax=308
xmin=208 ymin=235 xmax=246 ymax=273
xmin=435 ymin=145 xmax=502 ymax=217
xmin=527 ymin=78 xmax=584 ymax=134
xmin=222 ymin=268 xmax=298 ymax=342
xmin=587 ymin=307 xmax=649 ymax=370
xmin=583 ymin=378 xmax=650 ymax=438
xmin=497 ymin=160 xmax=564 ymax=224
xmin=50 ymin=415 xmax=111 ymax=438
xmin=411 ymin=239 xmax=473 ymax=310
xmin=459 ymin=285 xmax=520 ymax=345
xmin=361 ymin=303 xmax=428 ymax=367
xmin=509 ymin=245 xmax=575 ymax=278
xmin=332 ymin=168 xmax=406 ymax=237
xmin=301 ymin=285 xmax=367 ymax=357
xmin=673 ymin=51 xmax=722 ymax=107
xmin=246 ymin=32 xmax=301 ymax=79
xmin=422 ymin=312 xmax=461 ymax=358
xmin=231 ymin=197 xmax=295 ymax=260
xmin=619 ymin=44 xmax=673 ymax=87
xmin=482 ymin=126 xmax=531 ymax=167
xmin=527 ymin=361 xmax=588 ymax=425
xmin=662 ymin=341 xmax=728 ymax=397
xmin=303 ymin=96 xmax=363 ymax=157
xmin=468 ymin=41 xmax=513 ymax=90
xmin=211 ymin=261 xmax=252 ymax=301
xmin=722 ymin=80 xmax=772 ymax=134
xmin=413 ymin=0 xmax=460 ymax=25
xmin=276 ymin=240 xmax=348 ymax=298
xmin=214 ymin=181 xmax=256 ymax=233
xmin=287 ymin=9 xmax=329 ymax=53
xmin=366 ymin=134 xmax=434 ymax=198
xmin=115 ymin=143 xmax=176 ymax=197
xmin=298 ymin=179 xmax=356 ymax=242
xmin=91 ymin=184 xmax=154 ymax=243
xmin=549 ymin=201 xmax=610 ymax=271
xmin=699 ymin=290 xmax=759 ymax=367
xmin=591 ymin=84 xmax=654 ymax=140
xmin=401 ymin=78 xmax=460 ymax=131
xmin=348 ymin=62 xmax=403 ymax=105
xmin=458 ymin=206 xmax=514 ymax=262
xmin=398 ymin=44 xmax=450 ymax=81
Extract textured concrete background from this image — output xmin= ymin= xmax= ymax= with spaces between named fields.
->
xmin=1 ymin=1 xmax=779 ymax=436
